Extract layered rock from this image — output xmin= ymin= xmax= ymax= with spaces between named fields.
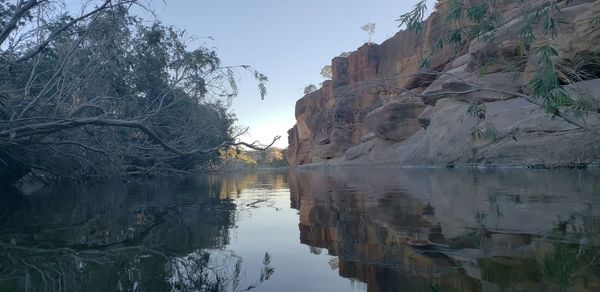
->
xmin=287 ymin=0 xmax=600 ymax=167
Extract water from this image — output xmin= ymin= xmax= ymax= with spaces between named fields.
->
xmin=1 ymin=168 xmax=600 ymax=292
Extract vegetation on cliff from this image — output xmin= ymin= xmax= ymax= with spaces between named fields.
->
xmin=287 ymin=0 xmax=600 ymax=167
xmin=399 ymin=0 xmax=600 ymax=136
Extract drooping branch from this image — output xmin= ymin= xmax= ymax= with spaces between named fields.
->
xmin=417 ymin=71 xmax=600 ymax=137
xmin=0 ymin=0 xmax=275 ymax=181
xmin=0 ymin=117 xmax=281 ymax=156
xmin=334 ymin=71 xmax=600 ymax=137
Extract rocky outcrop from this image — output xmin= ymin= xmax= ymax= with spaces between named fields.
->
xmin=365 ymin=98 xmax=426 ymax=142
xmin=287 ymin=0 xmax=600 ymax=167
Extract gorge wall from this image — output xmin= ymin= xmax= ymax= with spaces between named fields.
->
xmin=287 ymin=0 xmax=600 ymax=167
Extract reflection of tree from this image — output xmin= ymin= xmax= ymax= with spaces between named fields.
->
xmin=169 ymin=250 xmax=274 ymax=292
xmin=0 ymin=244 xmax=275 ymax=292
xmin=0 ymin=175 xmax=279 ymax=291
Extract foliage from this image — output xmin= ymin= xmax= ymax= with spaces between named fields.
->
xmin=398 ymin=0 xmax=600 ymax=137
xmin=304 ymin=84 xmax=318 ymax=95
xmin=219 ymin=147 xmax=288 ymax=169
xmin=397 ymin=0 xmax=428 ymax=33
xmin=466 ymin=102 xmax=486 ymax=119
xmin=360 ymin=22 xmax=376 ymax=44
xmin=0 ymin=0 xmax=271 ymax=183
xmin=220 ymin=147 xmax=258 ymax=166
xmin=339 ymin=51 xmax=352 ymax=58
xmin=541 ymin=244 xmax=579 ymax=288
xmin=321 ymin=65 xmax=332 ymax=79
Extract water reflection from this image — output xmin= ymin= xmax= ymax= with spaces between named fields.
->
xmin=0 ymin=173 xmax=281 ymax=292
xmin=2 ymin=168 xmax=600 ymax=291
xmin=289 ymin=168 xmax=600 ymax=292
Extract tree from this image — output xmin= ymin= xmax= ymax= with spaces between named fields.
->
xmin=0 ymin=0 xmax=276 ymax=185
xmin=304 ymin=84 xmax=318 ymax=95
xmin=321 ymin=65 xmax=332 ymax=79
xmin=361 ymin=22 xmax=376 ymax=44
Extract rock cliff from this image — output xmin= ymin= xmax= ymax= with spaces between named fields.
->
xmin=287 ymin=0 xmax=600 ymax=167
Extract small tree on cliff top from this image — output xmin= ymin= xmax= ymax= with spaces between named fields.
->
xmin=304 ymin=84 xmax=318 ymax=95
xmin=321 ymin=65 xmax=333 ymax=79
xmin=361 ymin=22 xmax=376 ymax=44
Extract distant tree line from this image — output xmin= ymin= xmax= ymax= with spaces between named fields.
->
xmin=0 ymin=0 xmax=274 ymax=185
xmin=219 ymin=147 xmax=288 ymax=169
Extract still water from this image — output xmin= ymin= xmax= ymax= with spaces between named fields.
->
xmin=1 ymin=168 xmax=600 ymax=291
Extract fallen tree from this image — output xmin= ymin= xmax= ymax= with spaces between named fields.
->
xmin=0 ymin=0 xmax=275 ymax=185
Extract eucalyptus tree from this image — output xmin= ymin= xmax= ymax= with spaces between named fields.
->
xmin=0 ymin=0 xmax=274 ymax=184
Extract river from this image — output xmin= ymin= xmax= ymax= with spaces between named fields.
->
xmin=1 ymin=168 xmax=599 ymax=291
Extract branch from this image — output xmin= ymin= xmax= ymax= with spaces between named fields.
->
xmin=33 ymin=140 xmax=111 ymax=156
xmin=417 ymin=71 xmax=600 ymax=137
xmin=0 ymin=117 xmax=281 ymax=156
xmin=14 ymin=0 xmax=132 ymax=63
xmin=334 ymin=71 xmax=600 ymax=137
xmin=0 ymin=0 xmax=46 ymax=47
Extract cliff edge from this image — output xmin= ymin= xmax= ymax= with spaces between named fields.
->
xmin=287 ymin=0 xmax=600 ymax=167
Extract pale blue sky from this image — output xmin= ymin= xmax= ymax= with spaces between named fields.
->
xmin=146 ymin=1 xmax=431 ymax=148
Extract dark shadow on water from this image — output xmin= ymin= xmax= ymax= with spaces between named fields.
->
xmin=0 ymin=172 xmax=284 ymax=292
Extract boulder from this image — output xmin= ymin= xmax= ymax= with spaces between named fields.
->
xmin=345 ymin=140 xmax=376 ymax=160
xmin=365 ymin=98 xmax=426 ymax=142
xmin=422 ymin=70 xmax=521 ymax=105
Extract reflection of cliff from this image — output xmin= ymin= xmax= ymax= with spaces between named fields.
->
xmin=289 ymin=168 xmax=600 ymax=291
xmin=213 ymin=170 xmax=289 ymax=199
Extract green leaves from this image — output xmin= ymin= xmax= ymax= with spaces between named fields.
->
xmin=466 ymin=3 xmax=487 ymax=23
xmin=253 ymin=71 xmax=268 ymax=100
xmin=529 ymin=44 xmax=574 ymax=114
xmin=361 ymin=22 xmax=376 ymax=43
xmin=419 ymin=55 xmax=431 ymax=69
xmin=466 ymin=102 xmax=486 ymax=119
xmin=447 ymin=29 xmax=463 ymax=46
xmin=446 ymin=0 xmax=464 ymax=22
xmin=397 ymin=0 xmax=428 ymax=33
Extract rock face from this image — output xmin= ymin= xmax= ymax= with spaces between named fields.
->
xmin=365 ymin=98 xmax=426 ymax=142
xmin=287 ymin=0 xmax=600 ymax=167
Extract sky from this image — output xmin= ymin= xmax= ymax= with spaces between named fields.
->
xmin=140 ymin=0 xmax=431 ymax=148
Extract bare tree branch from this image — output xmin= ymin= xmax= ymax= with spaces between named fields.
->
xmin=0 ymin=0 xmax=47 ymax=47
xmin=13 ymin=0 xmax=119 ymax=63
xmin=1 ymin=117 xmax=280 ymax=156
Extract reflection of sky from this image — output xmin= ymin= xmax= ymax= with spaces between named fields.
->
xmin=227 ymin=188 xmax=366 ymax=292
xmin=143 ymin=0 xmax=435 ymax=148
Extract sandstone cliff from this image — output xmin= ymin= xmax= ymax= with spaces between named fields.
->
xmin=287 ymin=0 xmax=600 ymax=167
